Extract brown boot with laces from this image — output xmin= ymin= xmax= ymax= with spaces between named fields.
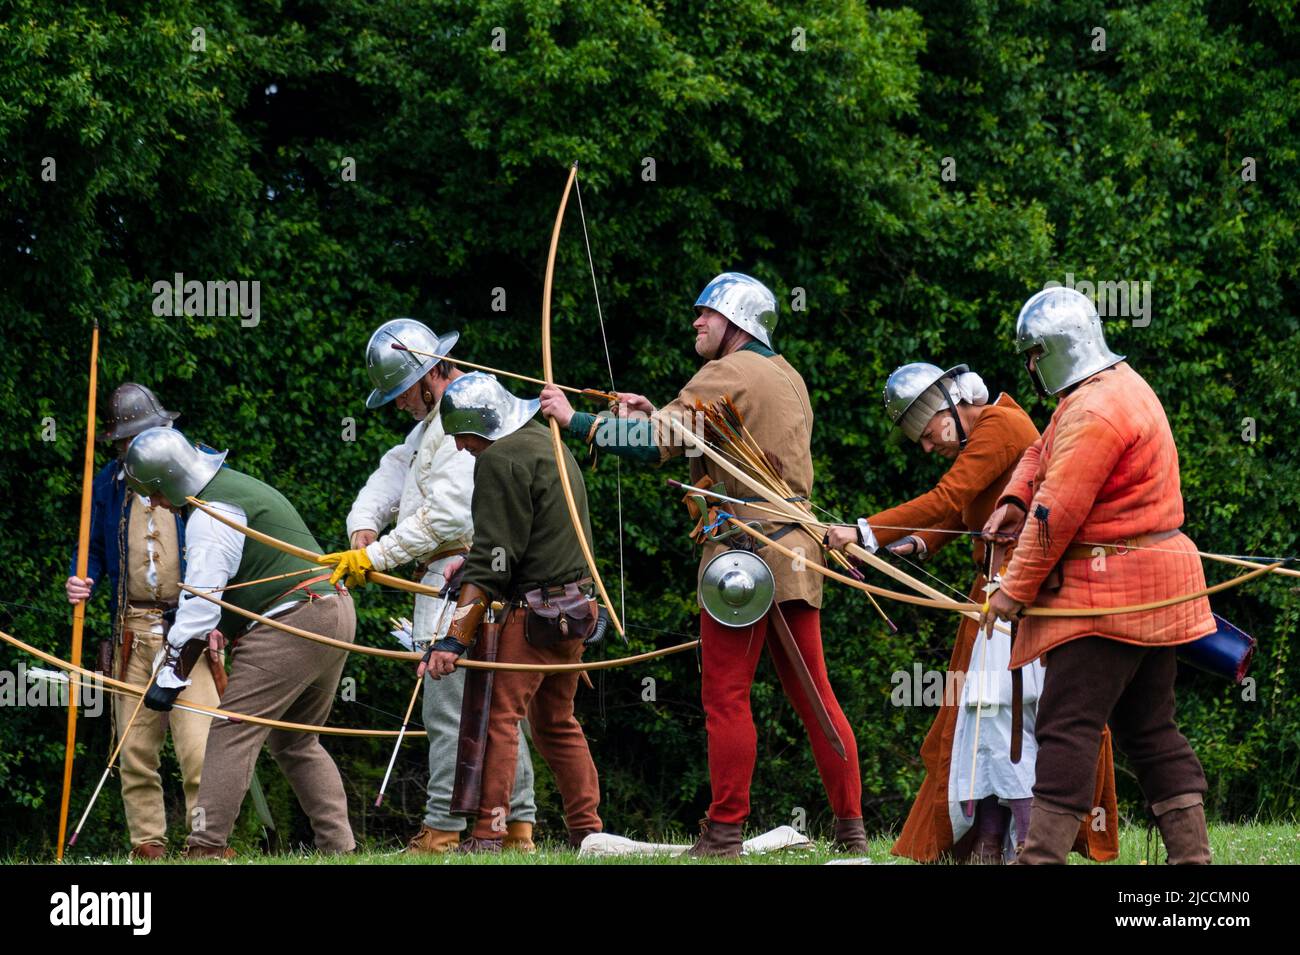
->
xmin=687 ymin=817 xmax=743 ymax=858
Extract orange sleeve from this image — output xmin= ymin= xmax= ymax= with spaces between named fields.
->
xmin=1002 ymin=409 xmax=1127 ymax=603
xmin=998 ymin=436 xmax=1042 ymax=510
xmin=869 ymin=416 xmax=1030 ymax=546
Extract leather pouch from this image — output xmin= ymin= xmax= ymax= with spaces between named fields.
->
xmin=523 ymin=583 xmax=595 ymax=648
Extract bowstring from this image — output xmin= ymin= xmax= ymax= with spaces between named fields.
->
xmin=575 ymin=173 xmax=628 ymax=636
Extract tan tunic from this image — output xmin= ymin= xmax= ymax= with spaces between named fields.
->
xmin=653 ymin=348 xmax=824 ymax=609
xmin=123 ymin=494 xmax=182 ymax=634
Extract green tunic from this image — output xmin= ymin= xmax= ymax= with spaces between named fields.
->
xmin=193 ymin=467 xmax=333 ymax=637
xmin=461 ymin=421 xmax=594 ymax=601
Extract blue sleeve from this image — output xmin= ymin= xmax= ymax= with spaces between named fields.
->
xmin=71 ymin=465 xmax=112 ymax=594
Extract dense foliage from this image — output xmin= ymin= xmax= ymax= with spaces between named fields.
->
xmin=1 ymin=0 xmax=1296 ymax=854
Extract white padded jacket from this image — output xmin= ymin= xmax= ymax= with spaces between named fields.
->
xmin=345 ymin=411 xmax=475 ymax=572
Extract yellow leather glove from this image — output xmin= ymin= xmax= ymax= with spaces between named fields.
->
xmin=321 ymin=547 xmax=373 ymax=589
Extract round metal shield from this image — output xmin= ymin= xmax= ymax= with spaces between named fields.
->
xmin=699 ymin=549 xmax=775 ymax=628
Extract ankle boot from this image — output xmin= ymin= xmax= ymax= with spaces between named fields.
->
xmin=1013 ymin=802 xmax=1082 ymax=865
xmin=130 ymin=842 xmax=166 ymax=861
xmin=687 ymin=817 xmax=743 ymax=858
xmin=458 ymin=835 xmax=503 ymax=854
xmin=1154 ymin=798 xmax=1211 ymax=865
xmin=568 ymin=828 xmax=599 ymax=850
xmin=832 ymin=817 xmax=868 ymax=853
xmin=404 ymin=825 xmax=461 ymax=855
xmin=504 ymin=820 xmax=536 ymax=853
xmin=967 ymin=832 xmax=1005 ymax=865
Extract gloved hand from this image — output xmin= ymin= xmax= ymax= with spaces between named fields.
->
xmin=321 ymin=547 xmax=374 ymax=589
xmin=884 ymin=535 xmax=928 ymax=559
xmin=145 ymin=643 xmax=191 ymax=712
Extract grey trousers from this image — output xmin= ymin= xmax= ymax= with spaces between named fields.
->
xmin=414 ymin=563 xmax=535 ymax=830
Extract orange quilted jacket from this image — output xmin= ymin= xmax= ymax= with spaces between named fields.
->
xmin=999 ymin=363 xmax=1215 ymax=666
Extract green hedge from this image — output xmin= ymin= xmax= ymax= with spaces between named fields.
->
xmin=1 ymin=0 xmax=1295 ymax=854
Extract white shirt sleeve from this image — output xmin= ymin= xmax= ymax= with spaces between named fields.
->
xmin=168 ymin=502 xmax=247 ymax=650
xmin=345 ymin=426 xmax=418 ymax=538
xmin=367 ymin=432 xmax=475 ymax=571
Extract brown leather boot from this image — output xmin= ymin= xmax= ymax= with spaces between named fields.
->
xmin=1154 ymin=798 xmax=1211 ymax=865
xmin=129 ymin=842 xmax=166 ymax=861
xmin=967 ymin=833 xmax=1005 ymax=865
xmin=458 ymin=835 xmax=503 ymax=854
xmin=504 ymin=821 xmax=536 ymax=853
xmin=687 ymin=818 xmax=743 ymax=858
xmin=1013 ymin=802 xmax=1082 ymax=865
xmin=183 ymin=844 xmax=235 ymax=861
xmin=832 ymin=817 xmax=868 ymax=853
xmin=404 ymin=825 xmax=461 ymax=855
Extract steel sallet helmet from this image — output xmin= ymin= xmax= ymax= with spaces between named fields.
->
xmin=694 ymin=272 xmax=778 ymax=348
xmin=364 ymin=318 xmax=461 ymax=409
xmin=99 ymin=383 xmax=180 ymax=442
xmin=883 ymin=362 xmax=970 ymax=444
xmin=439 ymin=372 xmax=539 ymax=441
xmin=123 ymin=427 xmax=227 ymax=503
xmin=1015 ymin=287 xmax=1124 ymax=395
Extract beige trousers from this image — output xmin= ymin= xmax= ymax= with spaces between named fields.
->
xmin=115 ymin=629 xmax=219 ymax=848
xmin=187 ymin=595 xmax=357 ymax=853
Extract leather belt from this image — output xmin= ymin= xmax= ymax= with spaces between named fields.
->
xmin=1061 ymin=528 xmax=1181 ymax=561
xmin=504 ymin=576 xmax=595 ymax=609
xmin=127 ymin=599 xmax=178 ymax=612
xmin=413 ymin=544 xmax=471 ymax=581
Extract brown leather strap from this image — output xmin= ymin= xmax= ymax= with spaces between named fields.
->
xmin=412 ymin=544 xmax=471 ymax=581
xmin=267 ymin=573 xmax=332 ymax=606
xmin=1061 ymin=528 xmax=1181 ymax=561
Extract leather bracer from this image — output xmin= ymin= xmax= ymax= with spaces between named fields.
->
xmin=447 ymin=582 xmax=489 ymax=648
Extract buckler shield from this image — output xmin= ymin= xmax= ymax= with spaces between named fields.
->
xmin=699 ymin=550 xmax=775 ymax=627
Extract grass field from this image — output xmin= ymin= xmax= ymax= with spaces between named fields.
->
xmin=11 ymin=821 xmax=1298 ymax=864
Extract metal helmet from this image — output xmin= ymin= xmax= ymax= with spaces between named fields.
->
xmin=883 ymin=362 xmax=970 ymax=443
xmin=122 ymin=427 xmax=227 ymax=503
xmin=1015 ymin=287 xmax=1124 ymax=395
xmin=694 ymin=272 xmax=778 ymax=348
xmin=364 ymin=318 xmax=460 ymax=409
xmin=98 ymin=383 xmax=179 ymax=442
xmin=700 ymin=550 xmax=775 ymax=627
xmin=439 ymin=372 xmax=539 ymax=441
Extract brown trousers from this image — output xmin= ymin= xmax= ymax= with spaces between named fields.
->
xmin=472 ymin=611 xmax=601 ymax=840
xmin=187 ymin=595 xmax=356 ymax=853
xmin=1033 ymin=636 xmax=1207 ymax=817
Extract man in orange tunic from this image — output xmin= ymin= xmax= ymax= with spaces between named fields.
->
xmin=983 ymin=287 xmax=1215 ymax=865
xmin=828 ymin=362 xmax=1117 ymax=863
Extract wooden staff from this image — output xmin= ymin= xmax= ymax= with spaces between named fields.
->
xmin=56 ymin=320 xmax=99 ymax=861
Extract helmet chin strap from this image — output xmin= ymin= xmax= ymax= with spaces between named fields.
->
xmin=711 ymin=322 xmax=746 ymax=360
xmin=938 ymin=377 xmax=968 ymax=450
